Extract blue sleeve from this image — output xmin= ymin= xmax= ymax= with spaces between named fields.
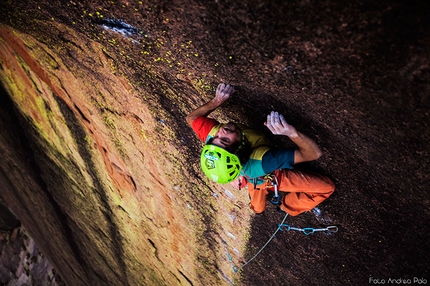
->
xmin=261 ymin=148 xmax=295 ymax=173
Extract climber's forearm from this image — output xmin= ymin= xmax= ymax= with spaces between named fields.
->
xmin=186 ymin=99 xmax=223 ymax=126
xmin=289 ymin=131 xmax=323 ymax=164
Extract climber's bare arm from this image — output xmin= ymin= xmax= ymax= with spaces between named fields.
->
xmin=186 ymin=83 xmax=235 ymax=126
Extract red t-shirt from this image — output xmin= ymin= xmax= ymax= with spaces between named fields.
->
xmin=191 ymin=116 xmax=219 ymax=142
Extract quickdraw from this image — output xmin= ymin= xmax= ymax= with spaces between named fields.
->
xmin=264 ymin=173 xmax=281 ymax=205
xmin=224 ymin=213 xmax=338 ymax=274
xmin=278 ymin=224 xmax=338 ymax=236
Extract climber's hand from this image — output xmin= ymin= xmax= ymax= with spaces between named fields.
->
xmin=213 ymin=83 xmax=235 ymax=105
xmin=264 ymin=111 xmax=298 ymax=138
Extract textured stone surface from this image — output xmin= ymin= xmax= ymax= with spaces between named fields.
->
xmin=0 ymin=19 xmax=250 ymax=286
xmin=0 ymin=227 xmax=61 ymax=286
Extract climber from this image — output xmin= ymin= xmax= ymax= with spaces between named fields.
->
xmin=186 ymin=83 xmax=335 ymax=216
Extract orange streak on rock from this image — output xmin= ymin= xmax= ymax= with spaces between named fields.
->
xmin=0 ymin=27 xmax=135 ymax=193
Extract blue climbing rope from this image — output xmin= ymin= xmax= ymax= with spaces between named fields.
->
xmin=224 ymin=213 xmax=289 ymax=273
xmin=224 ymin=213 xmax=338 ymax=273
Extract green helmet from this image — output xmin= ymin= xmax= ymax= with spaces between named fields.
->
xmin=200 ymin=145 xmax=242 ymax=184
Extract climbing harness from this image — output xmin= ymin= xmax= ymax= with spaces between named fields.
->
xmin=224 ymin=213 xmax=338 ymax=273
xmin=248 ymin=173 xmax=282 ymax=205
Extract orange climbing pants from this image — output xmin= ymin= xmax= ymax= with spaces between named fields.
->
xmin=247 ymin=169 xmax=335 ymax=216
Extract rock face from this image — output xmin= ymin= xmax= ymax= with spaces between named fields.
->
xmin=0 ymin=9 xmax=250 ymax=286
xmin=0 ymin=201 xmax=20 ymax=232
xmin=1 ymin=0 xmax=429 ymax=286
xmin=0 ymin=227 xmax=60 ymax=285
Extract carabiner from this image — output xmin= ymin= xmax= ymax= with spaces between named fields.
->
xmin=270 ymin=195 xmax=282 ymax=205
xmin=326 ymin=226 xmax=338 ymax=233
xmin=302 ymin=228 xmax=315 ymax=235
